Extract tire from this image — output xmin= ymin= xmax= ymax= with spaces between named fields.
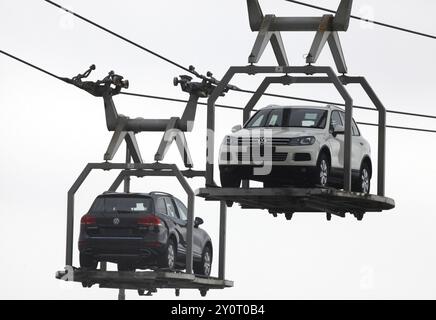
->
xmin=315 ymin=152 xmax=330 ymax=188
xmin=220 ymin=170 xmax=241 ymax=188
xmin=355 ymin=162 xmax=371 ymax=194
xmin=79 ymin=253 xmax=98 ymax=270
xmin=117 ymin=262 xmax=135 ymax=272
xmin=159 ymin=238 xmax=176 ymax=270
xmin=194 ymin=245 xmax=212 ymax=276
xmin=263 ymin=181 xmax=278 ymax=188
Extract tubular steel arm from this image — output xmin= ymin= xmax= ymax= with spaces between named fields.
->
xmin=246 ymin=0 xmax=353 ymax=72
xmin=339 ymin=76 xmax=386 ymax=196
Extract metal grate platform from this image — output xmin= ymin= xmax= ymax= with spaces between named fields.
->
xmin=196 ymin=187 xmax=395 ymax=216
xmin=56 ymin=268 xmax=233 ymax=297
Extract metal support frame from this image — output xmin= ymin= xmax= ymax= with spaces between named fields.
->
xmin=218 ymin=201 xmax=227 ymax=280
xmin=64 ymin=67 xmax=207 ymax=168
xmin=206 ymin=65 xmax=353 ymax=192
xmin=249 ymin=14 xmax=289 ymax=66
xmin=65 ymin=162 xmax=196 ymax=274
xmin=104 ymin=121 xmax=143 ymax=164
xmin=339 ymin=76 xmax=386 ymax=196
xmin=154 ymin=117 xmax=194 ymax=168
xmin=246 ymin=0 xmax=352 ymax=73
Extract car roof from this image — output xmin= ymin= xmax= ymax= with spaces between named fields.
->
xmin=100 ymin=191 xmax=174 ymax=198
xmin=261 ymin=104 xmax=344 ymax=112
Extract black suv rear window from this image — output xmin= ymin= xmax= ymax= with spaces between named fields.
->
xmin=90 ymin=197 xmax=153 ymax=214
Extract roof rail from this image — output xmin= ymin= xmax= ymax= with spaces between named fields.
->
xmin=149 ymin=191 xmax=173 ymax=197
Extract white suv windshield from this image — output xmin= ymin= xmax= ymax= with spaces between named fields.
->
xmin=245 ymin=108 xmax=327 ymax=129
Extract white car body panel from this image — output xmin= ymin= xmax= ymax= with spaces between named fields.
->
xmin=219 ymin=105 xmax=371 ymax=172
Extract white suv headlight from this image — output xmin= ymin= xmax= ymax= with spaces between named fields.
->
xmin=289 ymin=136 xmax=316 ymax=146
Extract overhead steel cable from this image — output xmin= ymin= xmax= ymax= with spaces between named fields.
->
xmin=0 ymin=49 xmax=62 ymax=81
xmin=121 ymin=92 xmax=436 ymax=133
xmin=122 ymin=92 xmax=436 ymax=134
xmin=238 ymin=90 xmax=436 ymax=121
xmin=42 ymin=0 xmax=436 ymax=122
xmin=1 ymin=49 xmax=436 ymax=134
xmin=286 ymin=0 xmax=436 ymax=40
xmin=357 ymin=122 xmax=436 ymax=134
xmin=120 ymin=92 xmax=244 ymax=111
xmin=43 ymin=0 xmax=194 ymax=75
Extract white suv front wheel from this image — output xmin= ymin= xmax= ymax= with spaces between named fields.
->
xmin=316 ymin=153 xmax=330 ymax=188
xmin=357 ymin=162 xmax=371 ymax=194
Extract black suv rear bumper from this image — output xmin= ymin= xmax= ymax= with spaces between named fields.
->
xmin=79 ymin=237 xmax=167 ymax=266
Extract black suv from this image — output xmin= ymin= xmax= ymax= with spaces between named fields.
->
xmin=78 ymin=192 xmax=213 ymax=276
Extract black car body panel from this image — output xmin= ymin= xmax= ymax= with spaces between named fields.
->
xmin=79 ymin=192 xmax=212 ymax=270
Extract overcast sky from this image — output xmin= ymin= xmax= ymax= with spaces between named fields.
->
xmin=1 ymin=0 xmax=436 ymax=299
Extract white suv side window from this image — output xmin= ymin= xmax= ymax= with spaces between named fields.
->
xmin=330 ymin=110 xmax=343 ymax=129
xmin=249 ymin=111 xmax=269 ymax=127
xmin=266 ymin=109 xmax=283 ymax=127
xmin=339 ymin=112 xmax=360 ymax=136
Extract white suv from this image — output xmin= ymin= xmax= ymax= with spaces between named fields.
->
xmin=219 ymin=105 xmax=372 ymax=193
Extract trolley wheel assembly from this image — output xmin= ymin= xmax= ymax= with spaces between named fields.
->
xmin=285 ymin=212 xmax=294 ymax=221
xmin=200 ymin=289 xmax=208 ymax=297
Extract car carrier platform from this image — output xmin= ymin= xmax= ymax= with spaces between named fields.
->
xmin=56 ymin=268 xmax=233 ymax=297
xmin=196 ymin=187 xmax=395 ymax=220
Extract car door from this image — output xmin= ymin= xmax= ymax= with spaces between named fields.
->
xmin=163 ymin=197 xmax=188 ymax=259
xmin=340 ymin=112 xmax=364 ymax=171
xmin=327 ymin=110 xmax=344 ymax=171
xmin=174 ymin=198 xmax=202 ymax=258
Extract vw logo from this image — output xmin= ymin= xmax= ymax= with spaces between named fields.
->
xmin=113 ymin=218 xmax=120 ymax=225
xmin=258 ymin=137 xmax=265 ymax=145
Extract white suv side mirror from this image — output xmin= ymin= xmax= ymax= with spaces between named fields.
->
xmin=231 ymin=125 xmax=242 ymax=133
xmin=331 ymin=124 xmax=345 ymax=137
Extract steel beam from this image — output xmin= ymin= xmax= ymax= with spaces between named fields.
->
xmin=247 ymin=0 xmax=353 ymax=32
xmin=246 ymin=1 xmax=352 ymax=69
xmin=66 ymin=164 xmax=93 ymax=266
xmin=328 ymin=31 xmax=348 ymax=74
xmin=306 ymin=15 xmax=333 ymax=64
xmin=339 ymin=76 xmax=386 ymax=196
xmin=155 ymin=117 xmax=194 ymax=168
xmin=218 ymin=201 xmax=227 ymax=280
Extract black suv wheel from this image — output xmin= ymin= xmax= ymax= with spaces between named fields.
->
xmin=194 ymin=245 xmax=212 ymax=276
xmin=159 ymin=238 xmax=176 ymax=270
xmin=80 ymin=253 xmax=97 ymax=270
xmin=220 ymin=170 xmax=241 ymax=188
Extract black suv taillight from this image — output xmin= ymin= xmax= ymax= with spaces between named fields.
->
xmin=137 ymin=215 xmax=162 ymax=227
xmin=80 ymin=215 xmax=96 ymax=225
xmin=137 ymin=215 xmax=162 ymax=232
